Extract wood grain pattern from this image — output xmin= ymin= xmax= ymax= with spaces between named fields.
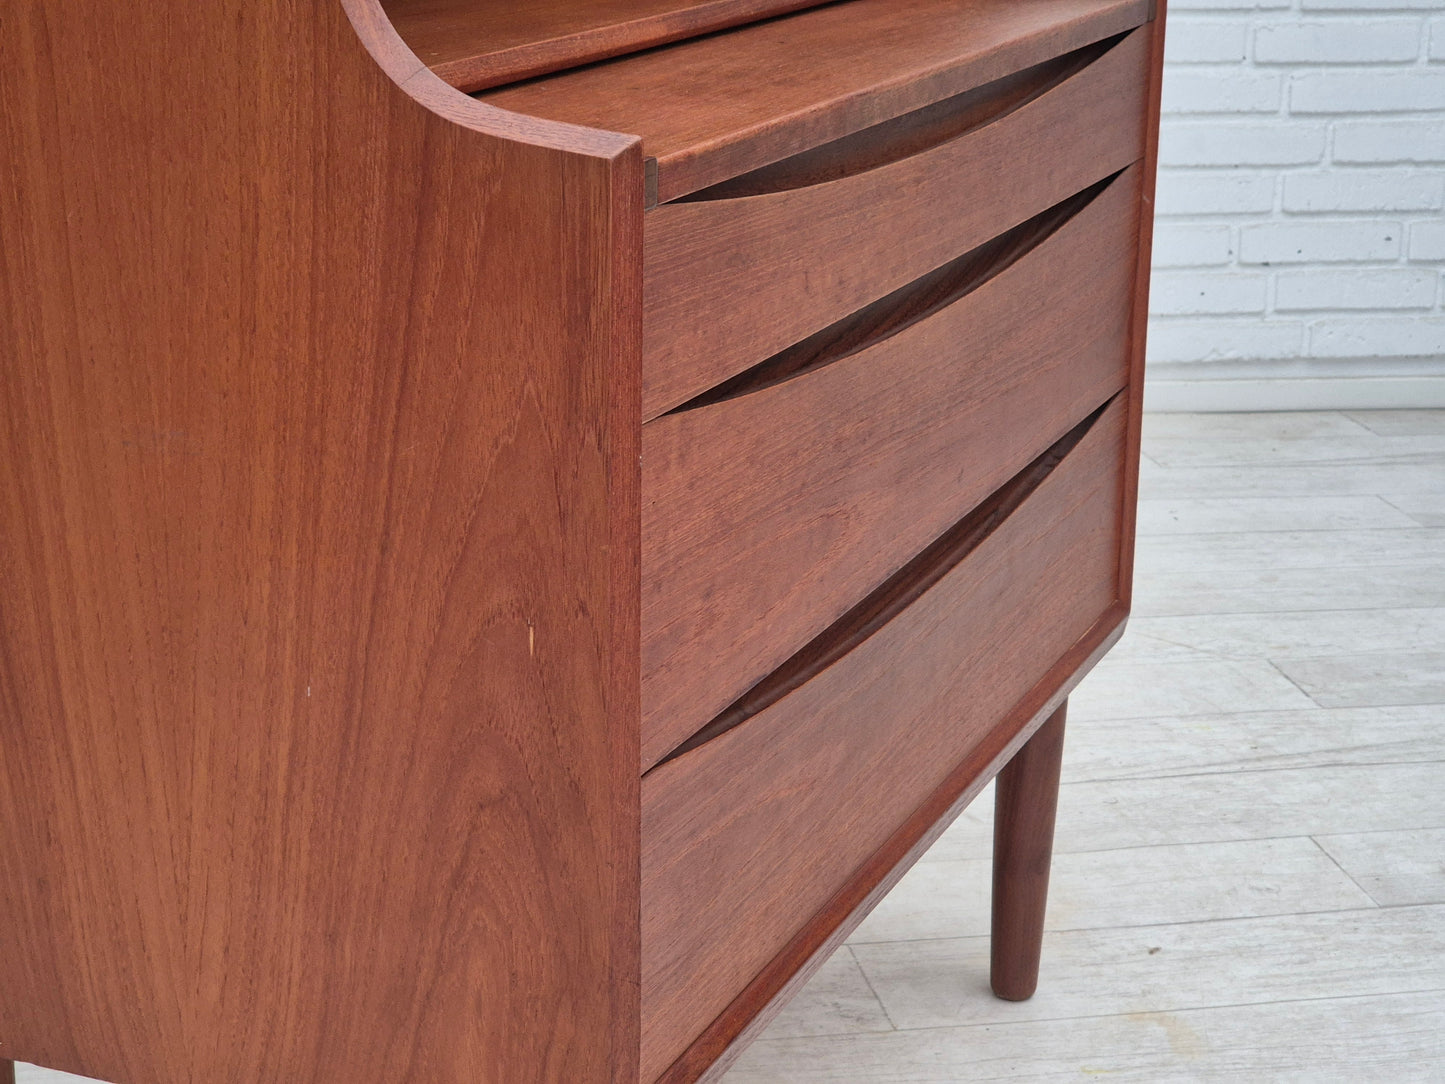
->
xmin=991 ymin=701 xmax=1068 ymax=1002
xmin=384 ymin=0 xmax=830 ymax=93
xmin=666 ymin=173 xmax=1117 ymax=414
xmin=641 ymin=28 xmax=1150 ymax=417
xmin=656 ymin=399 xmax=1115 ymax=767
xmin=0 ymin=3 xmax=642 ymax=1082
xmin=641 ymin=171 xmax=1140 ymax=770
xmin=641 ymin=399 xmax=1129 ymax=1081
xmin=672 ymin=608 xmax=1128 ymax=1084
xmin=481 ymin=0 xmax=1152 ymax=203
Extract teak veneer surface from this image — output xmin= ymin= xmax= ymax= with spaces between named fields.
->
xmin=641 ymin=399 xmax=1128 ymax=1082
xmin=479 ymin=0 xmax=1153 ymax=202
xmin=383 ymin=0 xmax=830 ymax=93
xmin=641 ymin=27 xmax=1149 ymax=418
xmin=0 ymin=1 xmax=642 ymax=1081
xmin=641 ymin=170 xmax=1140 ymax=769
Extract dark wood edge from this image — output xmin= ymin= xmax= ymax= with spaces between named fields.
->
xmin=1116 ymin=0 xmax=1167 ymax=611
xmin=659 ymin=600 xmax=1131 ymax=1084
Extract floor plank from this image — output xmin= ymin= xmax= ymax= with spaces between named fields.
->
xmin=723 ymin=991 xmax=1445 ymax=1082
xmin=851 ymin=906 xmax=1445 ymax=1031
xmin=1136 ymin=461 xmax=1445 ymax=499
xmin=1144 ymin=410 xmax=1373 ymax=442
xmin=1131 ymin=562 xmax=1445 ymax=617
xmin=1136 ymin=495 xmax=1418 ymax=535
xmin=1273 ymin=652 xmax=1445 ymax=708
xmin=1346 ymin=410 xmax=1445 ymax=437
xmin=1109 ymin=608 xmax=1445 ymax=665
xmin=923 ymin=762 xmax=1445 ymax=862
xmin=1060 ymin=704 xmax=1445 ymax=781
xmin=1131 ymin=527 xmax=1445 ymax=574
xmin=1066 ymin=657 xmax=1316 ymax=720
xmin=1145 ymin=434 xmax=1445 ymax=470
xmin=1315 ymin=829 xmax=1445 ymax=907
xmin=850 ymin=837 xmax=1374 ymax=945
xmin=1382 ymin=491 xmax=1445 ymax=528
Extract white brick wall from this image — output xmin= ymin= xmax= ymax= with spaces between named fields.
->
xmin=1147 ymin=0 xmax=1445 ymax=410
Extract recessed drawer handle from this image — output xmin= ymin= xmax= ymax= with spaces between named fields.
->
xmin=647 ymin=391 xmax=1120 ymax=771
xmin=676 ymin=32 xmax=1128 ymax=204
xmin=662 ymin=169 xmax=1124 ymax=417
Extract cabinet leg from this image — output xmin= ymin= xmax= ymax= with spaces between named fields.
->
xmin=991 ymin=699 xmax=1067 ymax=1001
xmin=1 ymin=1058 xmax=13 ymax=1084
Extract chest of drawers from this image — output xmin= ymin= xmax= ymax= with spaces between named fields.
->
xmin=0 ymin=1 xmax=1165 ymax=1081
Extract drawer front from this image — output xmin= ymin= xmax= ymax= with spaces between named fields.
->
xmin=641 ymin=28 xmax=1149 ymax=419
xmin=640 ymin=398 xmax=1128 ymax=1080
xmin=641 ymin=167 xmax=1139 ymax=769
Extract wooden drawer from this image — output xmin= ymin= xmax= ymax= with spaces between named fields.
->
xmin=641 ymin=166 xmax=1140 ymax=770
xmin=640 ymin=396 xmax=1128 ymax=1081
xmin=641 ymin=27 xmax=1150 ymax=419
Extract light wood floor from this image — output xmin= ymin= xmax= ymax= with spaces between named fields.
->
xmin=15 ymin=411 xmax=1445 ymax=1083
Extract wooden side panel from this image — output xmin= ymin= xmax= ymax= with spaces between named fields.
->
xmin=384 ymin=0 xmax=831 ymax=93
xmin=641 ymin=170 xmax=1139 ymax=769
xmin=641 ymin=28 xmax=1150 ymax=418
xmin=0 ymin=3 xmax=641 ymax=1083
xmin=641 ymin=400 xmax=1129 ymax=1081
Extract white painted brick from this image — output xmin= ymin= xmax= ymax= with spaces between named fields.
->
xmin=1165 ymin=20 xmax=1251 ymax=63
xmin=1275 ymin=269 xmax=1440 ymax=311
xmin=1159 ymin=122 xmax=1327 ymax=166
xmin=1305 ymin=0 xmax=1445 ymax=10
xmin=1409 ymin=221 xmax=1445 ymax=260
xmin=1148 ymin=5 xmax=1444 ymax=399
xmin=1282 ymin=170 xmax=1444 ymax=212
xmin=1156 ymin=170 xmax=1277 ymax=215
xmin=1148 ymin=319 xmax=1306 ymax=363
xmin=1161 ymin=69 xmax=1284 ymax=113
xmin=1151 ymin=272 xmax=1271 ymax=315
xmin=1290 ymin=71 xmax=1445 ymax=114
xmin=1332 ymin=118 xmax=1445 ymax=163
xmin=1152 ymin=223 xmax=1237 ymax=267
xmin=1239 ymin=221 xmax=1402 ymax=263
xmin=1254 ymin=20 xmax=1422 ymax=64
xmin=1309 ymin=317 xmax=1445 ymax=357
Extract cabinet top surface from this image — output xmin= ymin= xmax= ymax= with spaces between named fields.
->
xmin=383 ymin=0 xmax=831 ymax=92
xmin=475 ymin=0 xmax=1152 ymax=201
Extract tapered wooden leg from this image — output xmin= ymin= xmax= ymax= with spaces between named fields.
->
xmin=991 ymin=699 xmax=1067 ymax=1001
xmin=1 ymin=1058 xmax=14 ymax=1084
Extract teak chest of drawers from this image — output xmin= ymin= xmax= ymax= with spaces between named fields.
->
xmin=0 ymin=1 xmax=1166 ymax=1081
